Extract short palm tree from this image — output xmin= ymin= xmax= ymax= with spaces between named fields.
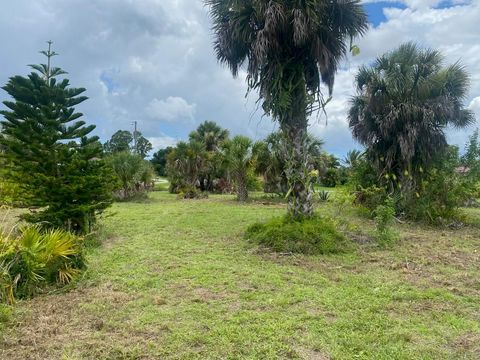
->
xmin=348 ymin=42 xmax=474 ymax=189
xmin=167 ymin=141 xmax=207 ymax=193
xmin=106 ymin=151 xmax=143 ymax=198
xmin=189 ymin=121 xmax=230 ymax=191
xmin=206 ymin=0 xmax=368 ymax=218
xmin=222 ymin=135 xmax=255 ymax=201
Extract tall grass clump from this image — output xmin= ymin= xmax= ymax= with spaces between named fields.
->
xmin=245 ymin=215 xmax=350 ymax=255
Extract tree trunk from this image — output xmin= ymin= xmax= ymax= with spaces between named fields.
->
xmin=236 ymin=175 xmax=248 ymax=202
xmin=282 ymin=124 xmax=314 ymax=219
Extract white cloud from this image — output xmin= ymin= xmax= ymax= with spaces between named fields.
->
xmin=146 ymin=97 xmax=196 ymax=123
xmin=469 ymin=96 xmax=480 ymax=119
xmin=0 ymin=0 xmax=478 ymax=158
xmin=148 ymin=135 xmax=178 ymax=153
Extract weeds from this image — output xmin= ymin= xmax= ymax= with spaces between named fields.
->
xmin=373 ymin=198 xmax=399 ymax=246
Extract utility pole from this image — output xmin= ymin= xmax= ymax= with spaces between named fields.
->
xmin=132 ymin=121 xmax=138 ymax=154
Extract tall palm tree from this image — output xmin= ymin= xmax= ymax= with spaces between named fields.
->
xmin=222 ymin=135 xmax=255 ymax=201
xmin=348 ymin=42 xmax=474 ymax=190
xmin=206 ymin=0 xmax=368 ymax=219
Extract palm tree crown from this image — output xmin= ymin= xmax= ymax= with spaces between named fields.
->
xmin=349 ymin=42 xmax=474 ymax=180
xmin=189 ymin=121 xmax=229 ymax=152
xmin=206 ymin=0 xmax=368 ymax=125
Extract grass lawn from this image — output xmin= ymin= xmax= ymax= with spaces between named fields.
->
xmin=1 ymin=192 xmax=479 ymax=359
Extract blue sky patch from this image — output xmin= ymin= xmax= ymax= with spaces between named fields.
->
xmin=364 ymin=1 xmax=407 ymax=27
xmin=100 ymin=71 xmax=119 ymax=93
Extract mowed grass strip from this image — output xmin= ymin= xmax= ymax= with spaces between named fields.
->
xmin=1 ymin=192 xmax=479 ymax=359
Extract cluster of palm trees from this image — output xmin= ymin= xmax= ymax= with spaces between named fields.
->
xmin=165 ymin=121 xmax=342 ymax=201
xmin=166 ymin=121 xmax=267 ymax=200
xmin=206 ymin=0 xmax=474 ymax=220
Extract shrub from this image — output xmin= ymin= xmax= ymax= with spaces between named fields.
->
xmin=247 ymin=172 xmax=263 ymax=192
xmin=373 ymin=198 xmax=399 ymax=246
xmin=177 ymin=185 xmax=208 ymax=200
xmin=136 ymin=161 xmax=155 ymax=191
xmin=320 ymin=168 xmax=338 ymax=187
xmin=332 ymin=189 xmax=356 ymax=216
xmin=354 ymin=185 xmax=388 ymax=211
xmin=400 ymin=169 xmax=471 ymax=224
xmin=0 ymin=226 xmax=86 ymax=303
xmin=245 ymin=215 xmax=350 ymax=255
xmin=0 ymin=178 xmax=22 ymax=206
xmin=0 ymin=303 xmax=12 ymax=326
xmin=398 ymin=147 xmax=473 ymax=224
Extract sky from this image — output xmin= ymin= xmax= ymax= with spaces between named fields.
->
xmin=0 ymin=0 xmax=479 ymax=158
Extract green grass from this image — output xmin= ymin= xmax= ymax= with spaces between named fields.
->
xmin=1 ymin=192 xmax=479 ymax=359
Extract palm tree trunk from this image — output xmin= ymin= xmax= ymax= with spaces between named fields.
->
xmin=283 ymin=124 xmax=314 ymax=219
xmin=236 ymin=175 xmax=248 ymax=202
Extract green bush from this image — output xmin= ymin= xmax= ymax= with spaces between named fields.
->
xmin=332 ymin=189 xmax=356 ymax=215
xmin=473 ymin=182 xmax=480 ymax=200
xmin=399 ymin=148 xmax=473 ymax=224
xmin=0 ymin=303 xmax=12 ymax=324
xmin=320 ymin=168 xmax=338 ymax=187
xmin=247 ymin=172 xmax=263 ymax=192
xmin=401 ymin=170 xmax=470 ymax=224
xmin=177 ymin=185 xmax=208 ymax=200
xmin=0 ymin=226 xmax=86 ymax=303
xmin=354 ymin=185 xmax=388 ymax=211
xmin=245 ymin=215 xmax=349 ymax=255
xmin=373 ymin=198 xmax=399 ymax=246
xmin=0 ymin=179 xmax=22 ymax=206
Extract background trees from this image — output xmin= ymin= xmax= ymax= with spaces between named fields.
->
xmin=103 ymin=130 xmax=133 ymax=154
xmin=206 ymin=0 xmax=367 ymax=219
xmin=104 ymin=129 xmax=152 ymax=159
xmin=348 ymin=43 xmax=475 ymax=221
xmin=102 ymin=128 xmax=155 ymax=199
xmin=165 ymin=121 xmax=234 ymax=196
xmin=151 ymin=147 xmax=173 ymax=176
xmin=254 ymin=132 xmax=289 ymax=195
xmin=0 ymin=44 xmax=114 ymax=233
xmin=462 ymin=128 xmax=480 ymax=172
xmin=349 ymin=42 xmax=474 ymax=191
xmin=106 ymin=152 xmax=155 ymax=200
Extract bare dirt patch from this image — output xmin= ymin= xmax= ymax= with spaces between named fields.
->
xmin=294 ymin=345 xmax=331 ymax=360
